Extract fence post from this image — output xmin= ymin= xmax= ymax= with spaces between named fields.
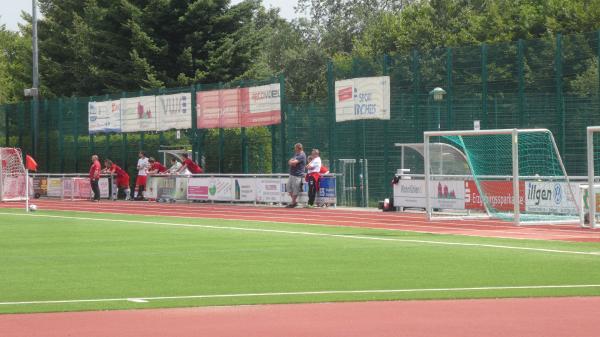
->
xmin=517 ymin=39 xmax=525 ymax=127
xmin=240 ymin=81 xmax=248 ymax=173
xmin=44 ymin=99 xmax=50 ymax=171
xmin=279 ymin=73 xmax=287 ymax=173
xmin=327 ymin=60 xmax=336 ymax=173
xmin=18 ymin=102 xmax=24 ymax=150
xmin=383 ymin=54 xmax=391 ymax=197
xmin=270 ymin=124 xmax=277 ymax=173
xmin=191 ymin=84 xmax=198 ymax=163
xmin=73 ymin=97 xmax=79 ymax=173
xmin=4 ymin=106 xmax=8 ymax=146
xmin=58 ymin=98 xmax=64 ymax=172
xmin=121 ymin=91 xmax=128 ymax=171
xmin=555 ymin=33 xmax=565 ymax=153
xmin=481 ymin=43 xmax=488 ymax=128
xmin=89 ymin=97 xmax=96 ymax=156
xmin=446 ymin=47 xmax=453 ymax=129
xmin=411 ymin=49 xmax=420 ymax=141
xmin=597 ymin=30 xmax=600 ymax=108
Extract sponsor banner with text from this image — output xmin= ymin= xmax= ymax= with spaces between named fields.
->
xmin=88 ymin=100 xmax=121 ymax=134
xmin=335 ymin=76 xmax=390 ymax=122
xmin=464 ymin=180 xmax=525 ymax=211
xmin=156 ymin=93 xmax=192 ymax=131
xmin=120 ymin=96 xmax=157 ymax=132
xmin=525 ymin=181 xmax=579 ymax=214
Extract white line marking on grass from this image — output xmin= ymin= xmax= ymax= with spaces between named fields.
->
xmin=1 ymin=212 xmax=600 ymax=257
xmin=1 ymin=284 xmax=600 ymax=306
xmin=127 ymin=298 xmax=149 ymax=303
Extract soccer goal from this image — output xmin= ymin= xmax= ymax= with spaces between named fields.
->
xmin=424 ymin=129 xmax=581 ymax=225
xmin=0 ymin=147 xmax=28 ymax=201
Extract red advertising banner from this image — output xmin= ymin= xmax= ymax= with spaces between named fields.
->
xmin=197 ymin=89 xmax=242 ymax=128
xmin=464 ymin=180 xmax=525 ymax=211
xmin=196 ymin=83 xmax=281 ymax=129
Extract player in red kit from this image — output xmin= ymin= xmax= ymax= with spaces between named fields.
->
xmin=103 ymin=159 xmax=131 ymax=200
xmin=178 ymin=153 xmax=203 ymax=174
xmin=89 ymin=155 xmax=101 ymax=201
xmin=147 ymin=157 xmax=168 ymax=175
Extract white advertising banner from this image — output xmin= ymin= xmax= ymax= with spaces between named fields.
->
xmin=243 ymin=83 xmax=282 ymax=127
xmin=393 ymin=179 xmax=426 ymax=208
xmin=120 ymin=96 xmax=157 ymax=132
xmin=335 ymin=76 xmax=390 ymax=122
xmin=187 ymin=177 xmax=210 ymax=200
xmin=88 ymin=100 xmax=121 ymax=133
xmin=393 ymin=179 xmax=465 ymax=209
xmin=232 ymin=178 xmax=256 ymax=202
xmin=256 ymin=178 xmax=284 ymax=203
xmin=525 ymin=182 xmax=579 ymax=214
xmin=187 ymin=177 xmax=234 ymax=201
xmin=47 ymin=178 xmax=62 ymax=197
xmin=156 ymin=93 xmax=192 ymax=131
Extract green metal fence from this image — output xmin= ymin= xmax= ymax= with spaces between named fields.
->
xmin=1 ymin=31 xmax=599 ymax=207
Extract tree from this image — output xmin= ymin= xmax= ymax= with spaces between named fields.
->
xmin=0 ymin=20 xmax=31 ymax=104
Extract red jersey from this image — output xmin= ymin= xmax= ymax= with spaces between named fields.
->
xmin=110 ymin=163 xmax=127 ymax=178
xmin=150 ymin=162 xmax=168 ymax=173
xmin=89 ymin=160 xmax=101 ymax=179
xmin=184 ymin=158 xmax=203 ymax=174
xmin=320 ymin=166 xmax=329 ymax=174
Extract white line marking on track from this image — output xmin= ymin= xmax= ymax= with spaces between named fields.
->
xmin=1 ymin=285 xmax=600 ymax=306
xmin=1 ymin=212 xmax=600 ymax=256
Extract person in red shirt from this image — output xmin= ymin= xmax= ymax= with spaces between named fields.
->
xmin=178 ymin=153 xmax=203 ymax=174
xmin=147 ymin=157 xmax=168 ymax=175
xmin=103 ymin=159 xmax=130 ymax=200
xmin=89 ymin=155 xmax=101 ymax=202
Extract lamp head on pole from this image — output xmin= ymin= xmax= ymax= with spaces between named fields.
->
xmin=429 ymin=87 xmax=446 ymax=102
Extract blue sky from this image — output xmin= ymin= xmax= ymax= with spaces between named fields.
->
xmin=0 ymin=0 xmax=302 ymax=31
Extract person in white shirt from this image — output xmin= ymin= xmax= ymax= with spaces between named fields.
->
xmin=305 ymin=149 xmax=322 ymax=208
xmin=134 ymin=151 xmax=150 ymax=200
xmin=168 ymin=158 xmax=182 ymax=174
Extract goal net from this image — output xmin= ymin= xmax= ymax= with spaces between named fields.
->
xmin=0 ymin=148 xmax=28 ymax=201
xmin=424 ymin=129 xmax=580 ymax=225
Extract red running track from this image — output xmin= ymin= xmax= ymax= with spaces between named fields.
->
xmin=2 ymin=297 xmax=600 ymax=337
xmin=3 ymin=199 xmax=600 ymax=242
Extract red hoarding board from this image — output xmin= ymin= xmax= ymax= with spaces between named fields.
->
xmin=464 ymin=180 xmax=525 ymax=211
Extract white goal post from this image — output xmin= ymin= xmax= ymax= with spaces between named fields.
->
xmin=586 ymin=126 xmax=600 ymax=229
xmin=424 ymin=128 xmax=581 ymax=226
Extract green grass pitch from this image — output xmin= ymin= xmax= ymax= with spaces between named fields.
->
xmin=1 ymin=208 xmax=600 ymax=314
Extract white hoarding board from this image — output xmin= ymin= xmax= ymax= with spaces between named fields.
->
xmin=47 ymin=178 xmax=63 ymax=197
xmin=335 ymin=76 xmax=390 ymax=122
xmin=187 ymin=177 xmax=211 ymax=200
xmin=256 ymin=178 xmax=284 ymax=203
xmin=525 ymin=182 xmax=579 ymax=214
xmin=393 ymin=179 xmax=465 ymax=210
xmin=233 ymin=178 xmax=256 ymax=202
xmin=120 ymin=96 xmax=157 ymax=132
xmin=156 ymin=93 xmax=192 ymax=131
xmin=88 ymin=100 xmax=121 ymax=133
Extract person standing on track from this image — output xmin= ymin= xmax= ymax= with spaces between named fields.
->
xmin=178 ymin=153 xmax=203 ymax=174
xmin=305 ymin=149 xmax=322 ymax=208
xmin=89 ymin=155 xmax=101 ymax=202
xmin=134 ymin=151 xmax=150 ymax=200
xmin=286 ymin=143 xmax=306 ymax=208
xmin=102 ymin=159 xmax=130 ymax=200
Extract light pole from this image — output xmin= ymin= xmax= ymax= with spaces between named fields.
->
xmin=429 ymin=87 xmax=446 ymax=131
xmin=24 ymin=0 xmax=40 ymax=158
xmin=429 ymin=87 xmax=446 ymax=175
